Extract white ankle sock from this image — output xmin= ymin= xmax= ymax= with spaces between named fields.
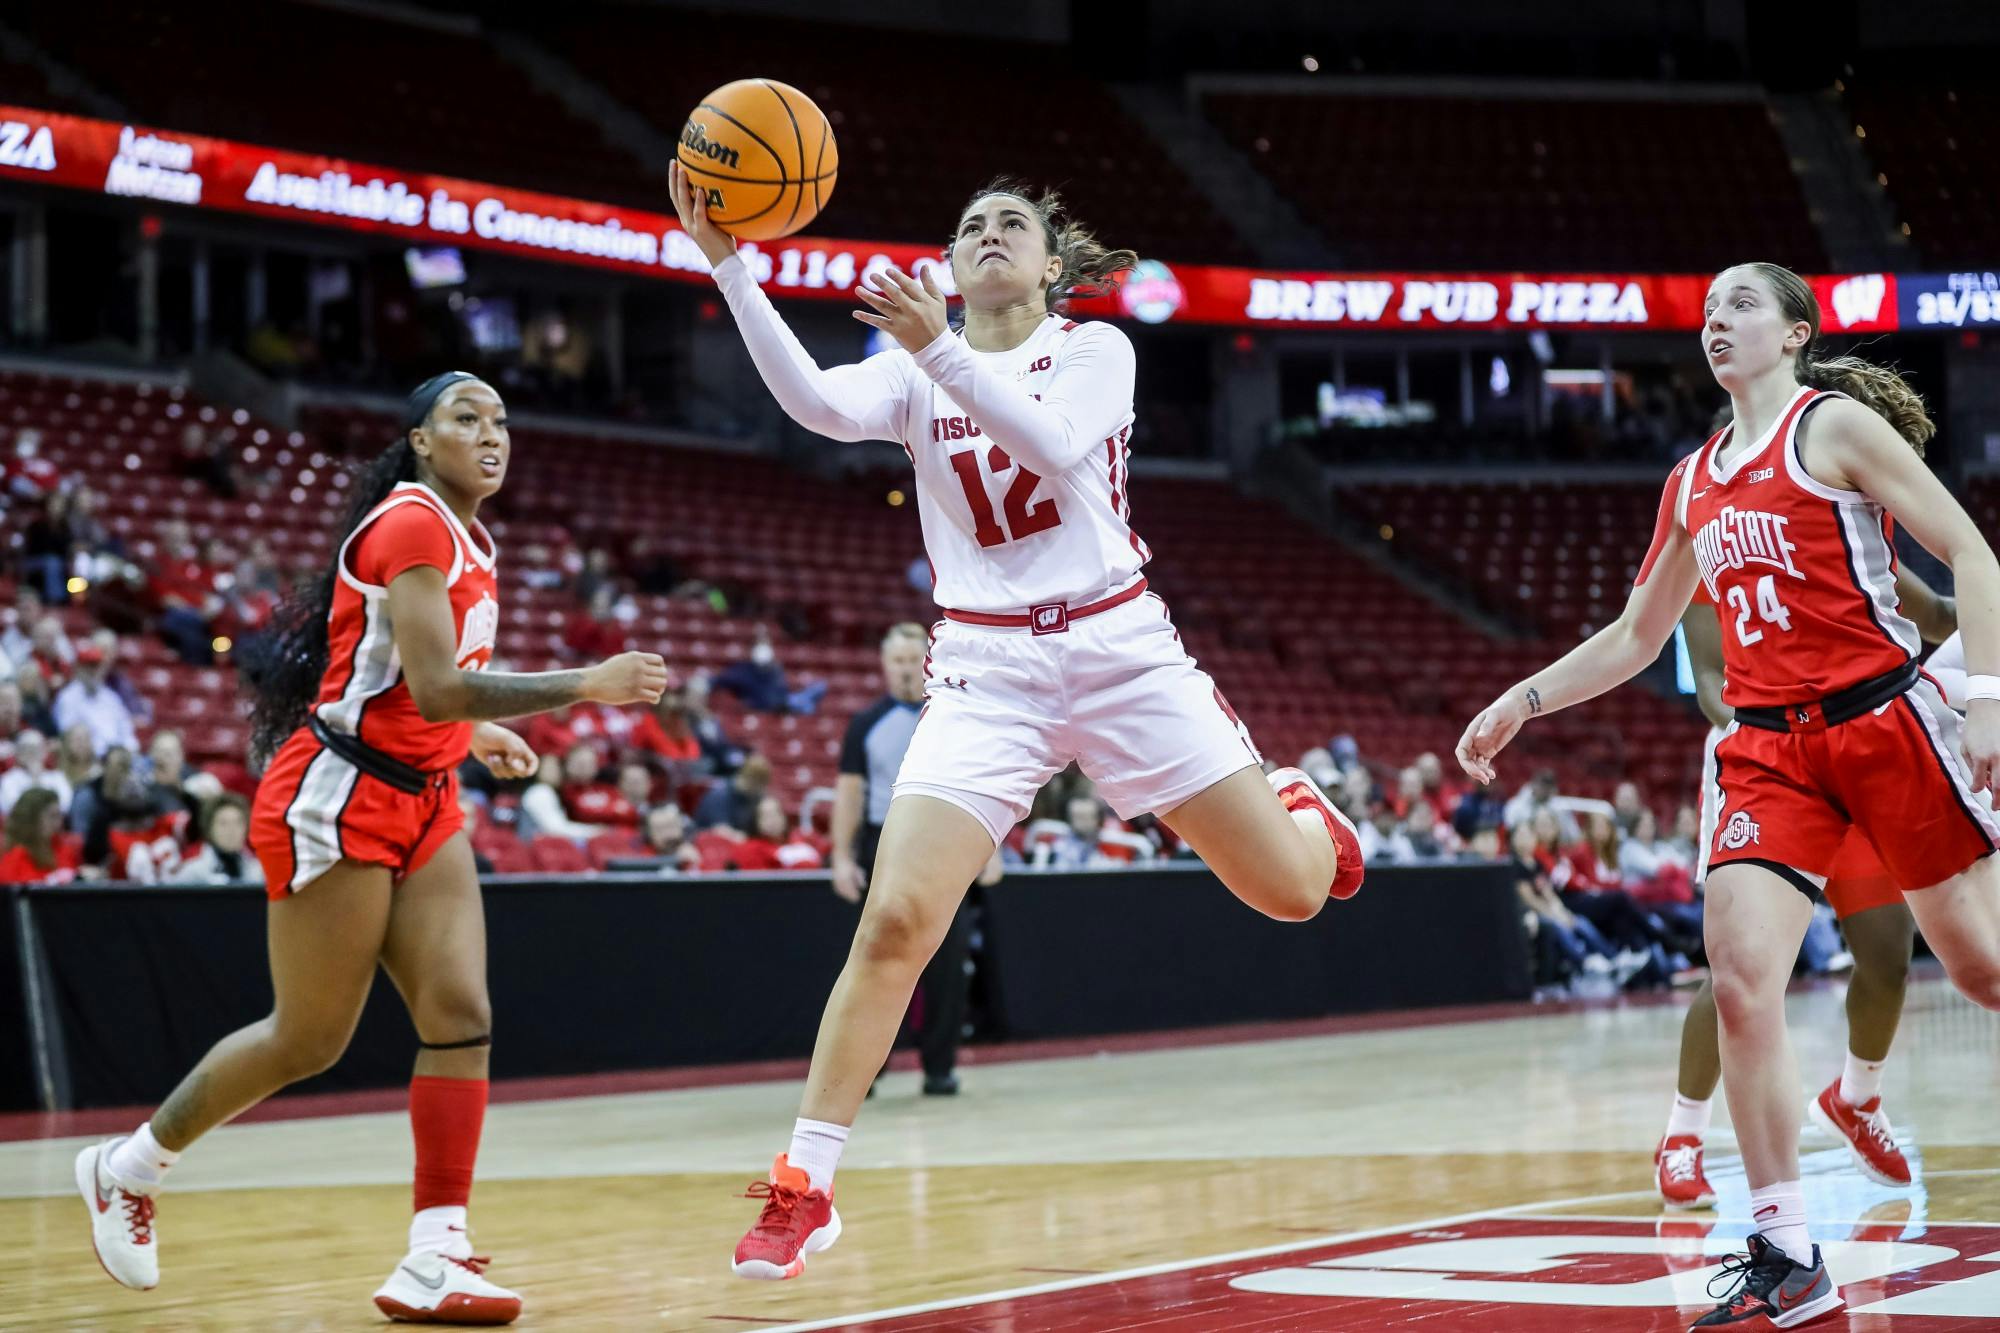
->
xmin=788 ymin=1118 xmax=849 ymax=1193
xmin=1664 ymin=1094 xmax=1712 ymax=1141
xmin=1749 ymin=1180 xmax=1811 ymax=1266
xmin=1839 ymin=1051 xmax=1886 ymax=1107
xmin=410 ymin=1205 xmax=470 ymax=1258
xmin=107 ymin=1122 xmax=180 ymax=1191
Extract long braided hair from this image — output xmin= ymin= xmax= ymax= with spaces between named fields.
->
xmin=246 ymin=372 xmax=483 ymax=761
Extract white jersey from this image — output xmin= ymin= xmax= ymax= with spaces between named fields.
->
xmin=713 ymin=255 xmax=1148 ymax=613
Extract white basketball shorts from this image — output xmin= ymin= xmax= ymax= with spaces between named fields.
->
xmin=891 ymin=591 xmax=1263 ymax=845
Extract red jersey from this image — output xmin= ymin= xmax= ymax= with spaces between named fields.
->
xmin=0 ymin=836 xmax=81 ymax=884
xmin=1670 ymin=386 xmax=1918 ymax=707
xmin=313 ymin=483 xmax=499 ymax=770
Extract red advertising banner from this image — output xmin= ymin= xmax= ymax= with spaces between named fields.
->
xmin=0 ymin=103 xmax=1911 ymax=336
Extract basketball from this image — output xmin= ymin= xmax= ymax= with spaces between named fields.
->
xmin=678 ymin=78 xmax=838 ymax=242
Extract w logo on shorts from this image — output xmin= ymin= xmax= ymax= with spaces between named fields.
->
xmin=1718 ymin=810 xmax=1761 ymax=851
xmin=1030 ymin=603 xmax=1069 ymax=635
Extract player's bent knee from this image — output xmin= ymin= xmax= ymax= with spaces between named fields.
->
xmin=853 ymin=893 xmax=938 ymax=969
xmin=1947 ymin=961 xmax=2000 ymax=1011
xmin=417 ymin=989 xmax=493 ymax=1042
xmin=268 ymin=1018 xmax=354 ymax=1081
xmin=1708 ymin=959 xmax=1783 ymax=1026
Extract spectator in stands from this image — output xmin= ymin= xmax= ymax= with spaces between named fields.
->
xmin=519 ymin=753 xmax=607 ymax=842
xmin=639 ymin=803 xmax=701 ymax=870
xmin=4 ymin=428 xmax=61 ymax=504
xmin=0 ymin=787 xmax=82 ymax=884
xmin=633 ymin=676 xmax=707 ymax=774
xmin=1402 ymin=797 xmax=1459 ymax=858
xmin=564 ymin=583 xmax=631 ymax=660
xmin=1620 ymin=807 xmax=1702 ymax=939
xmin=626 ymin=535 xmax=685 ymax=597
xmin=1536 ymin=809 xmax=1687 ymax=987
xmin=1042 ymin=795 xmax=1116 ymax=869
xmin=24 ymin=614 xmax=74 ymax=688
xmin=732 ymin=795 xmax=827 ymax=872
xmin=142 ymin=730 xmax=205 ymax=825
xmin=1359 ymin=800 xmax=1416 ymax=864
xmin=0 ymin=729 xmax=70 ymax=815
xmin=71 ymin=745 xmax=147 ymax=866
xmin=14 ymin=662 xmax=57 ymax=739
xmin=168 ymin=794 xmax=262 ymax=886
xmin=174 ymin=422 xmax=240 ymax=499
xmin=1612 ymin=781 xmax=1646 ymax=835
xmin=1413 ymin=752 xmax=1460 ymax=823
xmin=1512 ymin=823 xmax=1620 ymax=990
xmin=150 ymin=520 xmax=225 ymax=664
xmin=559 ymin=742 xmax=639 ymax=827
xmin=574 ymin=547 xmax=616 ymax=607
xmin=1669 ymin=803 xmax=1702 ymax=865
xmin=0 ymin=586 xmax=44 ymax=670
xmin=714 ymin=628 xmax=826 ymax=715
xmin=1392 ymin=766 xmax=1426 ymax=818
xmin=56 ymin=723 xmax=96 ymax=806
xmin=1452 ymin=776 xmax=1507 ymax=843
xmin=1298 ymin=747 xmax=1341 ymax=793
xmin=234 ymin=538 xmax=286 ymax=600
xmin=0 ymin=681 xmax=23 ymax=768
xmin=53 ymin=636 xmax=139 ymax=756
xmin=617 ymin=761 xmax=654 ymax=815
xmin=1504 ymin=768 xmax=1578 ymax=841
xmin=694 ymin=751 xmax=772 ymax=834
xmin=21 ymin=489 xmax=78 ymax=603
xmin=682 ymin=674 xmax=741 ymax=774
xmin=53 ymin=639 xmax=138 ymax=757
xmin=88 ymin=629 xmax=150 ymax=727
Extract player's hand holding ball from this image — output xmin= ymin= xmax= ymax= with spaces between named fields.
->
xmin=471 ymin=722 xmax=537 ymax=780
xmin=855 ymin=264 xmax=949 ymax=354
xmin=668 ymin=160 xmax=739 ymax=270
xmin=586 ymin=652 xmax=670 ymax=707
xmin=1456 ymin=689 xmax=1533 ymax=783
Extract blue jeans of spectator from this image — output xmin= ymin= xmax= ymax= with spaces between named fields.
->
xmin=159 ymin=607 xmax=213 ymax=665
xmin=23 ymin=554 xmax=67 ymax=604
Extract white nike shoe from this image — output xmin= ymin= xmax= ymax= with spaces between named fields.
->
xmin=373 ymin=1250 xmax=523 ymax=1325
xmin=75 ymin=1137 xmax=159 ymax=1291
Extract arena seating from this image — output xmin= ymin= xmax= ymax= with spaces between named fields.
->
xmin=525 ymin=12 xmax=1253 ymax=264
xmin=25 ymin=6 xmax=655 ymax=208
xmin=0 ymin=54 xmax=90 ymax=117
xmin=1844 ymin=74 xmax=1999 ymax=265
xmin=1202 ymin=91 xmax=1826 ymax=271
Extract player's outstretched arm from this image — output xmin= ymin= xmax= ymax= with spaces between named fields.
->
xmin=1457 ymin=462 xmax=1700 ymax=781
xmin=387 ymin=567 xmax=668 ymax=723
xmin=670 ymin=161 xmax=908 ymax=444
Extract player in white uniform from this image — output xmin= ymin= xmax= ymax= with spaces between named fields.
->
xmin=668 ymin=163 xmax=1365 ymax=1280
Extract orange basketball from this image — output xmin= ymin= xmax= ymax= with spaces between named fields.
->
xmin=678 ymin=79 xmax=838 ymax=243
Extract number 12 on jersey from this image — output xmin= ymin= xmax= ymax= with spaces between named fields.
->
xmin=1726 ymin=574 xmax=1794 ymax=645
xmin=948 ymin=444 xmax=1063 ymax=548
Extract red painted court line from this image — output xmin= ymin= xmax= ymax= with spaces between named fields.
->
xmin=0 ymin=989 xmax=1695 ymax=1143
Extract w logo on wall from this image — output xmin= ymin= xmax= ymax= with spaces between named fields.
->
xmin=1831 ymin=273 xmax=1888 ymax=329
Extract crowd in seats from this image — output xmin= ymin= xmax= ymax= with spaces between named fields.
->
xmin=1202 ymin=92 xmax=1825 ymax=271
xmin=525 ymin=9 xmax=1251 ymax=264
xmin=26 ymin=5 xmax=654 ymax=209
xmin=1844 ymin=67 xmax=1999 ymax=265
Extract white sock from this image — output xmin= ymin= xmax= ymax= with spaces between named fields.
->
xmin=787 ymin=1118 xmax=849 ymax=1193
xmin=1664 ymin=1094 xmax=1713 ymax=1141
xmin=106 ymin=1122 xmax=180 ymax=1192
xmin=1839 ymin=1051 xmax=1886 ymax=1107
xmin=410 ymin=1204 xmax=470 ymax=1258
xmin=1749 ymin=1180 xmax=1811 ymax=1266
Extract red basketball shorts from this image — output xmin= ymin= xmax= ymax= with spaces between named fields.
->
xmin=250 ymin=726 xmax=463 ymax=899
xmin=1705 ymin=676 xmax=1998 ymax=896
xmin=1821 ymin=828 xmax=1902 ymax=920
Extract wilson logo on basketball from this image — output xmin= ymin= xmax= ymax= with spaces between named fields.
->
xmin=1718 ymin=810 xmax=1761 ymax=850
xmin=679 ymin=121 xmax=740 ymax=171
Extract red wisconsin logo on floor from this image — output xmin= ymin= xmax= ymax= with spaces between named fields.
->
xmin=850 ymin=1214 xmax=2000 ymax=1331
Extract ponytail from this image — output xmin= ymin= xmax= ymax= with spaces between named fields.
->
xmin=245 ymin=439 xmax=418 ymax=761
xmin=1743 ymin=261 xmax=1935 ymax=453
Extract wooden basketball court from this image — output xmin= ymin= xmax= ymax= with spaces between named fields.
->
xmin=4 ymin=973 xmax=1995 ymax=1330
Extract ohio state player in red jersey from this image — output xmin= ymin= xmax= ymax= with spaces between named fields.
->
xmin=1460 ymin=263 xmax=2000 ymax=1331
xmin=74 ymin=373 xmax=666 ymax=1323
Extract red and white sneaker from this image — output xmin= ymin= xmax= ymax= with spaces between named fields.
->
xmin=1655 ymin=1134 xmax=1717 ymax=1210
xmin=732 ymin=1153 xmax=841 ymax=1280
xmin=1268 ymin=767 xmax=1365 ymax=899
xmin=372 ymin=1251 xmax=522 ymax=1325
xmin=75 ymin=1137 xmax=159 ymax=1290
xmin=1808 ymin=1081 xmax=1912 ymax=1186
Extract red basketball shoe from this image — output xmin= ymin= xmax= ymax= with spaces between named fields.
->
xmin=1268 ymin=767 xmax=1365 ymax=899
xmin=1808 ymin=1082 xmax=1911 ymax=1186
xmin=1656 ymin=1134 xmax=1718 ymax=1210
xmin=732 ymin=1154 xmax=841 ymax=1280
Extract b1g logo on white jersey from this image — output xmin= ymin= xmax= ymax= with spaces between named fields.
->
xmin=457 ymin=593 xmax=499 ymax=665
xmin=1718 ymin=810 xmax=1761 ymax=850
xmin=1693 ymin=505 xmax=1802 ymax=592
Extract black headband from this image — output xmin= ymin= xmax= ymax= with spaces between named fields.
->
xmin=403 ymin=371 xmax=484 ymax=432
